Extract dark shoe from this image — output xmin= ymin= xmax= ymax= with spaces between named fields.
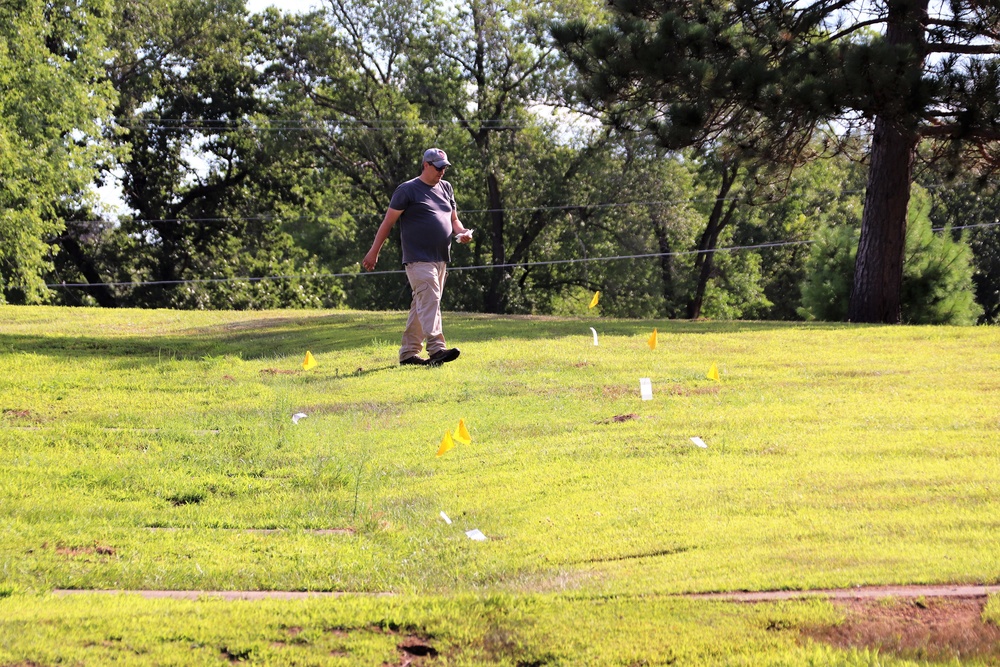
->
xmin=399 ymin=356 xmax=428 ymax=366
xmin=427 ymin=348 xmax=460 ymax=366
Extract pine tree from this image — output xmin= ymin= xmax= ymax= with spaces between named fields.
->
xmin=798 ymin=187 xmax=982 ymax=324
xmin=554 ymin=0 xmax=1000 ymax=323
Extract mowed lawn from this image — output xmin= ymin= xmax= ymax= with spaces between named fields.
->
xmin=1 ymin=305 xmax=998 ymax=665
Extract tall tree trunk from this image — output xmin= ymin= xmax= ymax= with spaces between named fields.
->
xmin=56 ymin=229 xmax=118 ymax=307
xmin=686 ymin=198 xmax=737 ymax=319
xmin=653 ymin=218 xmax=676 ymax=317
xmin=483 ymin=172 xmax=506 ymax=313
xmin=847 ymin=0 xmax=928 ymax=324
xmin=848 ymin=117 xmax=917 ymax=323
xmin=687 ymin=165 xmax=739 ymax=319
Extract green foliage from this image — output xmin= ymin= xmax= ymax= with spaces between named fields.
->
xmin=0 ymin=0 xmax=117 ymax=303
xmin=552 ymin=0 xmax=1000 ymax=323
xmin=6 ymin=0 xmax=996 ymax=322
xmin=797 ymin=224 xmax=858 ymax=322
xmin=798 ymin=187 xmax=982 ymax=324
xmin=918 ymin=170 xmax=1000 ymax=324
xmin=734 ymin=149 xmax=868 ymax=320
xmin=900 ymin=194 xmax=983 ymax=325
xmin=44 ymin=0 xmax=348 ymax=309
xmin=701 ymin=252 xmax=773 ymax=319
xmin=408 ymin=0 xmax=611 ymax=312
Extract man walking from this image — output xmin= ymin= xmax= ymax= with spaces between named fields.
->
xmin=362 ymin=148 xmax=473 ymax=366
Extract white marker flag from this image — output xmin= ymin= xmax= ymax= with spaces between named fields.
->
xmin=640 ymin=378 xmax=653 ymax=401
xmin=440 ymin=511 xmax=452 ymax=525
xmin=690 ymin=437 xmax=707 ymax=448
xmin=590 ymin=327 xmax=599 ymax=346
xmin=291 ymin=413 xmax=308 ymax=424
xmin=465 ymin=529 xmax=488 ymax=541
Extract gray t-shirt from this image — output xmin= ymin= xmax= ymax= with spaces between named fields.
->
xmin=388 ymin=177 xmax=456 ymax=264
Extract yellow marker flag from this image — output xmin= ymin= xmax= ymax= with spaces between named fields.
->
xmin=647 ymin=328 xmax=658 ymax=350
xmin=302 ymin=351 xmax=317 ymax=370
xmin=455 ymin=418 xmax=471 ymax=445
xmin=436 ymin=431 xmax=455 ymax=457
xmin=588 ymin=291 xmax=600 ymax=309
xmin=707 ymin=363 xmax=720 ymax=381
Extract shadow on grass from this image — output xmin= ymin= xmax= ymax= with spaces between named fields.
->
xmin=0 ymin=310 xmax=852 ymax=362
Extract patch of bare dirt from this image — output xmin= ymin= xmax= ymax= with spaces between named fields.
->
xmin=260 ymin=368 xmax=300 ymax=376
xmin=395 ymin=636 xmax=439 ymax=665
xmin=666 ymin=384 xmax=720 ymax=396
xmin=597 ymin=413 xmax=640 ymax=424
xmin=804 ymin=597 xmax=1000 ymax=663
xmin=222 ymin=317 xmax=297 ymax=331
xmin=2 ymin=408 xmax=47 ymax=425
xmin=295 ymin=402 xmax=403 ymax=417
xmin=54 ymin=543 xmax=116 ymax=558
xmin=195 ymin=623 xmax=441 ymax=665
xmin=601 ymin=385 xmax=631 ymax=399
xmin=319 ymin=624 xmax=440 ymax=667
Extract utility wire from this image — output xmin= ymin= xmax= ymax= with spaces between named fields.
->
xmin=932 ymin=221 xmax=1000 ymax=232
xmin=44 ymin=239 xmax=813 ymax=289
xmin=113 ymin=118 xmax=534 ymax=132
xmin=119 ymin=118 xmax=529 ymax=125
xmin=80 ymin=179 xmax=978 ymax=227
xmin=48 ymin=219 xmax=1000 ymax=290
xmin=74 ymin=188 xmax=882 ymax=226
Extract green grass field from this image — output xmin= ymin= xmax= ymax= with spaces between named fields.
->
xmin=1 ymin=305 xmax=998 ymax=665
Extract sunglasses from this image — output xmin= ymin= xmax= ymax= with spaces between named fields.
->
xmin=428 ymin=163 xmax=448 ymax=172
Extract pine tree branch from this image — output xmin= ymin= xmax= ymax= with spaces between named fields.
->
xmin=925 ymin=17 xmax=1000 ymax=41
xmin=825 ymin=17 xmax=888 ymax=43
xmin=925 ymin=42 xmax=1000 ymax=54
xmin=793 ymin=0 xmax=860 ymax=33
xmin=919 ymin=124 xmax=1000 ymax=140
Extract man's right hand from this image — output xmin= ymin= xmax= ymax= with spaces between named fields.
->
xmin=362 ymin=249 xmax=378 ymax=271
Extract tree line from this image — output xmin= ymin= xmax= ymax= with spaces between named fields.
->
xmin=2 ymin=0 xmax=998 ymax=323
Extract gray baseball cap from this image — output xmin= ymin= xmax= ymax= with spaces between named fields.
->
xmin=422 ymin=148 xmax=451 ymax=168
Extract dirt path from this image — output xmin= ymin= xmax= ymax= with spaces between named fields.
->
xmin=51 ymin=586 xmax=1000 ymax=663
xmin=688 ymin=584 xmax=1000 ymax=601
xmin=51 ymin=584 xmax=1000 ymax=601
xmin=53 ymin=589 xmax=390 ymax=600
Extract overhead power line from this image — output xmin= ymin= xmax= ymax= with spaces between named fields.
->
xmin=113 ymin=118 xmax=535 ymax=132
xmin=121 ymin=118 xmax=529 ymax=125
xmin=75 ymin=187 xmax=882 ymax=226
xmin=44 ymin=239 xmax=812 ymax=289
xmin=47 ymin=219 xmax=1000 ymax=291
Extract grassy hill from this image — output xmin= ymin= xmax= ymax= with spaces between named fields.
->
xmin=1 ymin=306 xmax=998 ymax=664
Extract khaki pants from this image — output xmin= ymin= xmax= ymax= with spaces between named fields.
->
xmin=400 ymin=261 xmax=447 ymax=361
